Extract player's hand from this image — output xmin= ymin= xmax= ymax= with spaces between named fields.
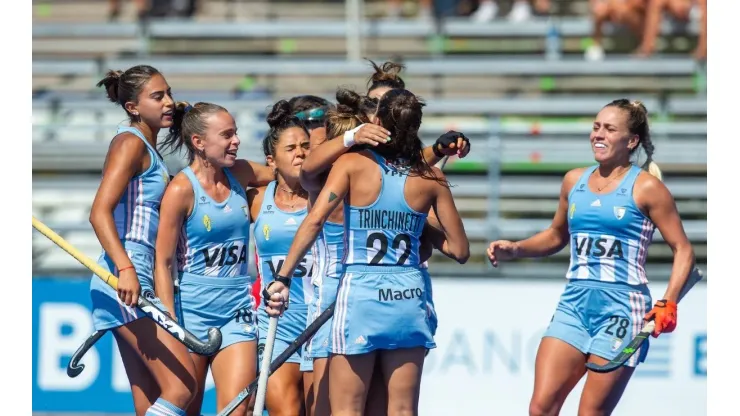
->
xmin=434 ymin=131 xmax=471 ymax=158
xmin=486 ymin=240 xmax=519 ymax=267
xmin=263 ymin=282 xmax=290 ymax=317
xmin=351 ymin=124 xmax=391 ymax=147
xmin=643 ymin=299 xmax=677 ymax=338
xmin=117 ymin=266 xmax=141 ymax=307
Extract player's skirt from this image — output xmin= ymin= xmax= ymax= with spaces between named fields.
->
xmin=177 ymin=272 xmax=258 ymax=354
xmin=331 ymin=264 xmax=436 ymax=355
xmin=543 ymin=279 xmax=652 ymax=367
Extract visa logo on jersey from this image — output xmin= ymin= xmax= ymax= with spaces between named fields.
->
xmin=200 ymin=241 xmax=248 ymax=267
xmin=573 ymin=235 xmax=625 ymax=259
xmin=265 ymin=254 xmax=314 ymax=279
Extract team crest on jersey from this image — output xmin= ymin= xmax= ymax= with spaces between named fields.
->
xmin=613 ymin=206 xmax=626 ymax=220
xmin=162 ymin=170 xmax=169 ymax=184
xmin=203 ymin=214 xmax=212 ymax=232
xmin=263 ymin=224 xmax=271 ymax=241
xmin=569 ymin=203 xmax=576 ymax=219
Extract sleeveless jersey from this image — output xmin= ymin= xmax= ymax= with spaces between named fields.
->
xmin=343 ymin=151 xmax=427 ymax=267
xmin=253 ymin=181 xmax=313 ymax=307
xmin=111 ymin=126 xmax=170 ymax=250
xmin=176 ymin=167 xmax=250 ymax=277
xmin=566 ymin=164 xmax=655 ymax=285
xmin=312 ymin=221 xmax=345 ymax=287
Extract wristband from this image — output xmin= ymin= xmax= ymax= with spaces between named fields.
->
xmin=118 ymin=265 xmax=134 ymax=273
xmin=343 ymin=124 xmax=364 ymax=148
xmin=274 ymin=275 xmax=292 ymax=288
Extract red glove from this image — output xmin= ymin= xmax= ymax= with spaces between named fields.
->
xmin=644 ymin=299 xmax=678 ymax=338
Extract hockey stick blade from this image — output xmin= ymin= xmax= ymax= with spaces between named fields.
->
xmin=32 ymin=216 xmax=223 ymax=356
xmin=217 ymin=301 xmax=336 ymax=416
xmin=67 ymin=330 xmax=107 ymax=377
xmin=585 ymin=267 xmax=704 ymax=373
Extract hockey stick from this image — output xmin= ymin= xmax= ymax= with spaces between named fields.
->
xmin=253 ymin=316 xmax=279 ymax=415
xmin=67 ymin=329 xmax=107 ymax=377
xmin=585 ymin=266 xmax=705 ymax=373
xmin=217 ymin=301 xmax=336 ymax=416
xmin=32 ymin=216 xmax=222 ymax=356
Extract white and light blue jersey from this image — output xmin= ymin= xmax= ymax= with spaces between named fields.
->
xmin=312 ymin=221 xmax=345 ymax=288
xmin=176 ymin=167 xmax=251 ymax=277
xmin=343 ymin=150 xmax=427 ymax=267
xmin=566 ymin=164 xmax=655 ymax=285
xmin=111 ymin=126 xmax=170 ymax=251
xmin=253 ymin=181 xmax=313 ymax=307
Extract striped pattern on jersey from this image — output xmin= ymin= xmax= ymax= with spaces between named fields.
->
xmin=111 ymin=126 xmax=170 ymax=250
xmin=176 ymin=167 xmax=250 ymax=277
xmin=343 ymin=150 xmax=427 ymax=267
xmin=565 ymin=164 xmax=656 ymax=285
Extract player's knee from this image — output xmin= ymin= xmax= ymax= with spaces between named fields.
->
xmin=529 ymin=397 xmax=559 ymax=416
xmin=162 ymin=377 xmax=198 ymax=409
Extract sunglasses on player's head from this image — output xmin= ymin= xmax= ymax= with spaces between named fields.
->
xmin=295 ymin=106 xmax=329 ymax=131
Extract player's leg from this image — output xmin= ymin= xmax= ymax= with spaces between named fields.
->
xmin=378 ymin=347 xmax=426 ymax=416
xmin=578 ymin=358 xmax=636 ymax=416
xmin=264 ymin=359 xmax=304 ymax=416
xmin=529 ymin=337 xmax=588 ymax=416
xmin=363 ymin=360 xmax=387 ymax=416
xmin=211 ymin=341 xmax=258 ymax=416
xmin=114 ymin=318 xmax=198 ymax=414
xmin=529 ymin=284 xmax=592 ymax=416
xmin=303 ymin=371 xmax=315 ymax=416
xmin=313 ymin=357 xmax=331 ymax=416
xmin=329 ymin=352 xmax=378 ymax=416
xmin=185 ymin=354 xmax=211 ymax=416
xmin=113 ymin=330 xmax=160 ymax=415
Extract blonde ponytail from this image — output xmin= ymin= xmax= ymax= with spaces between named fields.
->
xmin=643 ymin=160 xmax=663 ymax=182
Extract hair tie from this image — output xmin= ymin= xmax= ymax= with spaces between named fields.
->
xmin=184 ymin=105 xmax=193 ymax=114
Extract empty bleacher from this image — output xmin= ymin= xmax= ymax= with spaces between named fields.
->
xmin=32 ymin=0 xmax=706 ymax=279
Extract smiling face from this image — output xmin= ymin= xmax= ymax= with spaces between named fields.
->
xmin=590 ymin=106 xmax=640 ymax=164
xmin=191 ymin=110 xmax=240 ymax=168
xmin=125 ymin=73 xmax=175 ymax=129
xmin=267 ymin=127 xmax=311 ymax=180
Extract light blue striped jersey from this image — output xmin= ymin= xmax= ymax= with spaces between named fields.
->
xmin=343 ymin=150 xmax=427 ymax=267
xmin=253 ymin=181 xmax=312 ymax=307
xmin=566 ymin=164 xmax=655 ymax=285
xmin=312 ymin=221 xmax=345 ymax=288
xmin=111 ymin=126 xmax=170 ymax=250
xmin=176 ymin=167 xmax=250 ymax=277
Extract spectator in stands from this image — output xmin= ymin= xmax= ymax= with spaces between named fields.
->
xmin=635 ymin=0 xmax=706 ymax=61
xmin=585 ymin=0 xmax=647 ymax=61
xmin=470 ymin=0 xmax=551 ymax=23
xmin=108 ymin=0 xmax=148 ymax=21
xmin=387 ymin=0 xmax=433 ymax=20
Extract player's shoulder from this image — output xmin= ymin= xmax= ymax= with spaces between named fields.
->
xmin=108 ymin=131 xmax=148 ymax=158
xmin=166 ymin=171 xmax=195 ymax=196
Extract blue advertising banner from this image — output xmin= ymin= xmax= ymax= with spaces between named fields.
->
xmin=32 ymin=277 xmax=221 ymax=414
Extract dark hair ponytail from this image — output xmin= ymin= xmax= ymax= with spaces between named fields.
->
xmin=375 ymin=89 xmax=448 ymax=187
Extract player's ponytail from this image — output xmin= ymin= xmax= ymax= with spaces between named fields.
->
xmin=97 ymin=70 xmax=123 ymax=103
xmin=367 ymin=59 xmax=405 ymax=95
xmin=606 ymin=99 xmax=662 ymax=181
xmin=325 ymin=88 xmax=374 ymax=140
xmin=96 ymin=65 xmax=162 ymax=122
xmin=161 ymin=101 xmax=227 ymax=163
